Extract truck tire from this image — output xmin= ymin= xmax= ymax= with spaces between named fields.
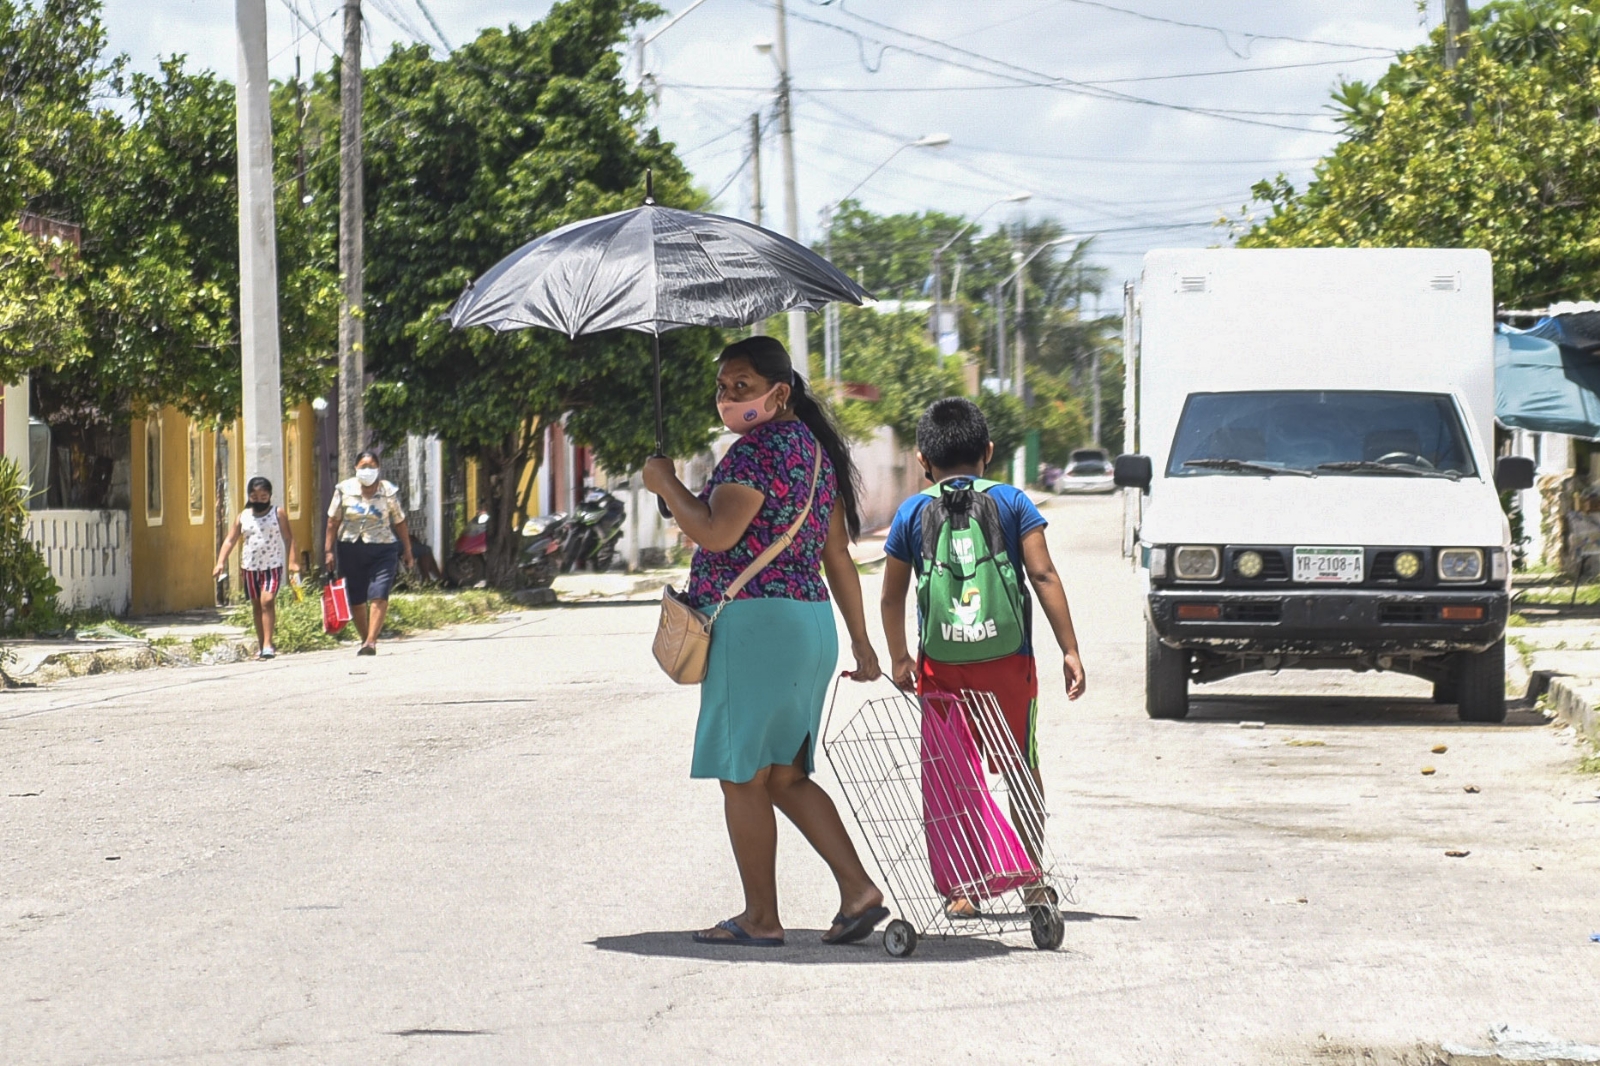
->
xmin=1146 ymin=623 xmax=1189 ymax=720
xmin=1455 ymin=640 xmax=1507 ymax=723
xmin=1431 ymin=679 xmax=1458 ymax=705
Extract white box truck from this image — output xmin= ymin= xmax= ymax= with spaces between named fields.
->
xmin=1115 ymin=249 xmax=1535 ymax=721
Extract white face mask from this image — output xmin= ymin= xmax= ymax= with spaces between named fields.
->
xmin=356 ymin=467 xmax=380 ymax=486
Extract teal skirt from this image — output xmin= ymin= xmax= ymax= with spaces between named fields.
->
xmin=691 ymin=598 xmax=839 ymax=783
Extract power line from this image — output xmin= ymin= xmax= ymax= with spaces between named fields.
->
xmin=776 ymin=3 xmax=1342 ymax=133
xmin=412 ymin=0 xmax=453 ymax=51
xmin=1041 ymin=0 xmax=1397 ymax=56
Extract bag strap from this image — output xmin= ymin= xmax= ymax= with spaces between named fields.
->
xmin=710 ymin=444 xmax=825 ymax=621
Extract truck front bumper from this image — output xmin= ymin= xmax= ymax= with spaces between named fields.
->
xmin=1149 ymin=587 xmax=1507 ymax=658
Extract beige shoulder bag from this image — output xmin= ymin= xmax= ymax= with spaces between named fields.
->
xmin=653 ymin=446 xmax=825 ymax=685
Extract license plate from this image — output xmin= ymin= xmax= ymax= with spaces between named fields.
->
xmin=1293 ymin=546 xmax=1363 ymax=584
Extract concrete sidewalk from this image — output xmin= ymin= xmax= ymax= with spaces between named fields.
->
xmin=1 ymin=608 xmax=257 ymax=686
xmin=1507 ymin=600 xmax=1600 ymax=748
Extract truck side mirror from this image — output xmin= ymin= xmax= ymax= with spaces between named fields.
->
xmin=1114 ymin=454 xmax=1153 ymax=492
xmin=1494 ymin=455 xmax=1535 ymax=492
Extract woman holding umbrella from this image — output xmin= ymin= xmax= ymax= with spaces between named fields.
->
xmin=644 ymin=336 xmax=889 ymax=948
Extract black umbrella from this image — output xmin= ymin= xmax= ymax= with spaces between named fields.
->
xmin=447 ymin=185 xmax=872 ymax=459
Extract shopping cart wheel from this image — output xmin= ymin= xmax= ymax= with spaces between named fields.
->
xmin=883 ymin=919 xmax=918 ymax=958
xmin=1029 ymin=906 xmax=1065 ymax=951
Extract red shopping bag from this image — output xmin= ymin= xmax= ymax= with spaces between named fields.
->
xmin=321 ymin=578 xmax=352 ymax=634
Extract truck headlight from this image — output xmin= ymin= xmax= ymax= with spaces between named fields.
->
xmin=1174 ymin=545 xmax=1221 ymax=581
xmin=1394 ymin=551 xmax=1422 ymax=579
xmin=1235 ymin=550 xmax=1264 ymax=579
xmin=1437 ymin=548 xmax=1484 ymax=582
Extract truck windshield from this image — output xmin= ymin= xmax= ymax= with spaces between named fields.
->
xmin=1166 ymin=391 xmax=1477 ymax=479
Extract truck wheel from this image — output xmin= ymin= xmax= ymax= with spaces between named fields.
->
xmin=1146 ymin=623 xmax=1189 ymax=720
xmin=1455 ymin=640 xmax=1507 ymax=723
xmin=1431 ymin=679 xmax=1458 ymax=705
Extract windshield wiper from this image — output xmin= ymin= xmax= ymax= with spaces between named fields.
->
xmin=1182 ymin=458 xmax=1314 ymax=477
xmin=1315 ymin=460 xmax=1460 ymax=481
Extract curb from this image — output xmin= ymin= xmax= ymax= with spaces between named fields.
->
xmin=3 ymin=637 xmax=258 ymax=687
xmin=1546 ymin=674 xmax=1600 ymax=746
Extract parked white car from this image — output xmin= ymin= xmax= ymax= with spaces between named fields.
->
xmin=1054 ymin=452 xmax=1116 ymax=494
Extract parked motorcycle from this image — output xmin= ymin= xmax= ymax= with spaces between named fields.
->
xmin=518 ymin=512 xmax=569 ymax=589
xmin=447 ymin=510 xmax=567 ymax=590
xmin=562 ymin=486 xmax=626 ymax=573
xmin=446 ymin=512 xmax=491 ymax=587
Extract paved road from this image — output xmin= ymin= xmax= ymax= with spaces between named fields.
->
xmin=3 ymin=494 xmax=1598 ymax=1065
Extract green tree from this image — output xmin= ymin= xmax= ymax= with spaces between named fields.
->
xmin=1237 ymin=0 xmax=1600 ymax=307
xmin=340 ymin=0 xmax=717 ymax=584
xmin=3 ymin=1 xmax=337 ymax=506
xmin=810 ymin=307 xmax=965 ymax=444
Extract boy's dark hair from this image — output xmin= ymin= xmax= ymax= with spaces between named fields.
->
xmin=246 ymin=476 xmax=272 ymax=496
xmin=916 ymin=397 xmax=991 ymax=469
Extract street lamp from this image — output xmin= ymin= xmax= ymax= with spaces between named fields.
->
xmin=931 ymin=191 xmax=1031 ymax=354
xmin=1007 ymin=234 xmax=1080 ymax=401
xmin=820 ymin=133 xmax=952 ymax=382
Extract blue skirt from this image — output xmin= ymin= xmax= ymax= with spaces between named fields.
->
xmin=691 ymin=598 xmax=839 ymax=783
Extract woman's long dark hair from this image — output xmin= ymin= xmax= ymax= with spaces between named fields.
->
xmin=719 ymin=335 xmax=864 ymax=539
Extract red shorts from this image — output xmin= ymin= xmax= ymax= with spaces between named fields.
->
xmin=918 ymin=653 xmax=1039 ymax=769
xmin=242 ymin=567 xmax=283 ymax=602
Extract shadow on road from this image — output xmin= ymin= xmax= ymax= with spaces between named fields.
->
xmin=1183 ymin=694 xmax=1548 ymax=728
xmin=590 ymin=929 xmax=1023 ymax=964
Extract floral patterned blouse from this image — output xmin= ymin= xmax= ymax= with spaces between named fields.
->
xmin=685 ymin=419 xmax=836 ymax=609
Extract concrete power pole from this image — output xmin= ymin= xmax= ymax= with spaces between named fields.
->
xmin=1444 ymin=0 xmax=1471 ymax=69
xmin=234 ymin=0 xmax=285 ymax=498
xmin=749 ymin=112 xmax=764 ymax=337
xmin=773 ymin=0 xmax=807 ymax=369
xmin=1013 ymin=243 xmax=1026 ymax=402
xmin=338 ymin=0 xmax=365 ymax=476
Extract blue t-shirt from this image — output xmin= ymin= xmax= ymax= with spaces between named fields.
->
xmin=883 ymin=479 xmax=1047 ymax=656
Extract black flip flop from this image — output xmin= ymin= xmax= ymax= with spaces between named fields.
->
xmin=692 ymin=918 xmax=784 ymax=948
xmin=823 ymin=905 xmax=890 ymax=945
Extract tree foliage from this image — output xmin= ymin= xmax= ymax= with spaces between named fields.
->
xmin=1238 ymin=0 xmax=1600 ymax=306
xmin=1 ymin=0 xmax=336 ymax=511
xmin=332 ymin=0 xmax=717 ymax=581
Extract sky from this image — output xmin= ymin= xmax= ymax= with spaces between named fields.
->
xmin=103 ymin=1 xmax=1441 ymax=288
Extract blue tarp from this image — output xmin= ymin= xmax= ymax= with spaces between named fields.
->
xmin=1496 ymin=326 xmax=1600 ymax=439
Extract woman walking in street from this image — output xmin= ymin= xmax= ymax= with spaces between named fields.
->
xmin=325 ymin=450 xmax=414 ymax=655
xmin=642 ymin=336 xmax=889 ymax=948
xmin=213 ymin=476 xmax=298 ymax=660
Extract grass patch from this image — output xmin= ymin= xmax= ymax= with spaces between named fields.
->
xmin=226 ymin=586 xmax=515 ymax=654
xmin=1520 ymin=583 xmax=1600 ymax=605
xmin=1507 ymin=612 xmax=1530 ymax=628
xmin=1579 ymin=747 xmax=1600 ymax=774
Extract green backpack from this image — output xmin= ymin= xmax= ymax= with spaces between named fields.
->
xmin=916 ymin=478 xmax=1027 ymax=664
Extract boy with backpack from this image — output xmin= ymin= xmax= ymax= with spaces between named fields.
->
xmin=880 ymin=398 xmax=1086 ymax=906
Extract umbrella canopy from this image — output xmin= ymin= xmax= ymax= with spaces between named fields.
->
xmin=447 ymin=204 xmax=871 ymax=336
xmin=1496 ymin=327 xmax=1600 ymax=439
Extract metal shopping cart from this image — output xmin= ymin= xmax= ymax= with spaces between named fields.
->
xmin=823 ymin=678 xmax=1077 ymax=958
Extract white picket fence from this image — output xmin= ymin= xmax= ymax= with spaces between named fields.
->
xmin=25 ymin=509 xmax=132 ymax=615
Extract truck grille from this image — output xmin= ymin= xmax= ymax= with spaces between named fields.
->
xmin=1224 ymin=601 xmax=1283 ymax=623
xmin=1379 ymin=603 xmax=1432 ymax=623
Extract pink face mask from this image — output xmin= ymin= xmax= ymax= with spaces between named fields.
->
xmin=718 ymin=383 xmax=785 ymax=434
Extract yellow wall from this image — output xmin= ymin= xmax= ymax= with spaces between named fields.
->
xmin=130 ymin=403 xmax=319 ymax=616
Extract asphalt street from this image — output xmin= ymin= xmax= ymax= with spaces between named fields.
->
xmin=3 ymin=494 xmax=1598 ymax=1065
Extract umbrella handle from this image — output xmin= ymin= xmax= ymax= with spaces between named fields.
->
xmin=657 ymin=496 xmax=673 ymax=519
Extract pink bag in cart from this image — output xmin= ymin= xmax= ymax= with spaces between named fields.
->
xmin=920 ymin=692 xmax=1038 ymax=901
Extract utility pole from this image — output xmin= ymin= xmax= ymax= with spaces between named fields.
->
xmin=1013 ymin=239 xmax=1027 ymax=403
xmin=992 ymin=285 xmax=1007 ymax=387
xmin=234 ymin=0 xmax=285 ymax=499
xmin=749 ymin=112 xmax=764 ymax=337
xmin=1090 ymin=290 xmax=1102 ymax=446
xmin=1444 ymin=0 xmax=1470 ymax=69
xmin=749 ymin=113 xmax=763 ymax=229
xmin=338 ymin=0 xmax=365 ymax=475
xmin=773 ymin=0 xmax=807 ymax=369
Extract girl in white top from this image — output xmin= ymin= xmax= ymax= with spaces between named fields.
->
xmin=214 ymin=476 xmax=300 ymax=660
